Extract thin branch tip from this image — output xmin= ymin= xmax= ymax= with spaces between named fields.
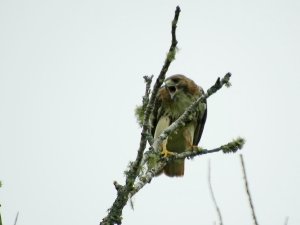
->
xmin=223 ymin=72 xmax=232 ymax=87
xmin=143 ymin=75 xmax=153 ymax=83
xmin=225 ymin=72 xmax=232 ymax=78
xmin=113 ymin=181 xmax=122 ymax=191
xmin=240 ymin=155 xmax=259 ymax=225
xmin=208 ymin=160 xmax=223 ymax=225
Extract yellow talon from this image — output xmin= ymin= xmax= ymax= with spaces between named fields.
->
xmin=161 ymin=147 xmax=175 ymax=158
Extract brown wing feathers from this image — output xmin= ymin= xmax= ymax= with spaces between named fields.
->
xmin=151 ymin=74 xmax=207 ymax=177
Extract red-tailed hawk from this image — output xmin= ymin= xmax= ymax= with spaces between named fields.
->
xmin=152 ymin=74 xmax=207 ymax=177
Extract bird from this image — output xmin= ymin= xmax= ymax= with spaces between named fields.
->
xmin=151 ymin=74 xmax=207 ymax=177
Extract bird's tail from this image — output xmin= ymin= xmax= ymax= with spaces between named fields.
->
xmin=164 ymin=159 xmax=184 ymax=177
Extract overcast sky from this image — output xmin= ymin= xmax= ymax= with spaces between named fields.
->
xmin=1 ymin=1 xmax=300 ymax=225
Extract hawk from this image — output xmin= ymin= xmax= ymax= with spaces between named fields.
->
xmin=151 ymin=74 xmax=207 ymax=177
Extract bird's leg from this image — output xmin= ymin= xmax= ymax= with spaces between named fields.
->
xmin=186 ymin=140 xmax=200 ymax=152
xmin=190 ymin=145 xmax=200 ymax=152
xmin=161 ymin=138 xmax=175 ymax=157
xmin=184 ymin=128 xmax=201 ymax=152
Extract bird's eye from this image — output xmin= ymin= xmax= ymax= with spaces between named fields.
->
xmin=172 ymin=78 xmax=179 ymax=83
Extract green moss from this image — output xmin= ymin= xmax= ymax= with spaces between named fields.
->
xmin=167 ymin=49 xmax=176 ymax=62
xmin=222 ymin=137 xmax=245 ymax=153
xmin=146 ymin=152 xmax=160 ymax=170
xmin=134 ymin=105 xmax=144 ymax=127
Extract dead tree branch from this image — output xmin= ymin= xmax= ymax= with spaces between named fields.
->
xmin=14 ymin=212 xmax=19 ymax=225
xmin=208 ymin=160 xmax=223 ymax=225
xmin=0 ymin=181 xmax=2 ymax=225
xmin=131 ymin=138 xmax=245 ymax=197
xmin=284 ymin=216 xmax=289 ymax=225
xmin=240 ymin=154 xmax=259 ymax=225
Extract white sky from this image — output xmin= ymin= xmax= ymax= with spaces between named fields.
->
xmin=1 ymin=1 xmax=299 ymax=225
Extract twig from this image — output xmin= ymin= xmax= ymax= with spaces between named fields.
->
xmin=99 ymin=6 xmax=181 ymax=225
xmin=142 ymin=75 xmax=154 ymax=145
xmin=208 ymin=160 xmax=223 ymax=225
xmin=240 ymin=155 xmax=259 ymax=225
xmin=141 ymin=75 xmax=153 ymax=120
xmin=0 ymin=206 xmax=2 ymax=225
xmin=284 ymin=216 xmax=289 ymax=225
xmin=0 ymin=182 xmax=2 ymax=225
xmin=13 ymin=212 xmax=19 ymax=225
xmin=130 ymin=138 xmax=245 ymax=197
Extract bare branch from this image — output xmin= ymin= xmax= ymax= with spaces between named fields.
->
xmin=0 ymin=182 xmax=2 ymax=225
xmin=142 ymin=75 xmax=154 ymax=145
xmin=208 ymin=160 xmax=223 ymax=225
xmin=141 ymin=75 xmax=153 ymax=116
xmin=14 ymin=212 xmax=19 ymax=225
xmin=0 ymin=206 xmax=2 ymax=225
xmin=130 ymin=138 xmax=245 ymax=197
xmin=284 ymin=216 xmax=289 ymax=225
xmin=240 ymin=154 xmax=259 ymax=225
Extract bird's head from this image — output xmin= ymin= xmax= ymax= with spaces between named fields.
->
xmin=164 ymin=74 xmax=190 ymax=100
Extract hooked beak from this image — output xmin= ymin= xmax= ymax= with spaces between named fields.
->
xmin=165 ymin=80 xmax=177 ymax=100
